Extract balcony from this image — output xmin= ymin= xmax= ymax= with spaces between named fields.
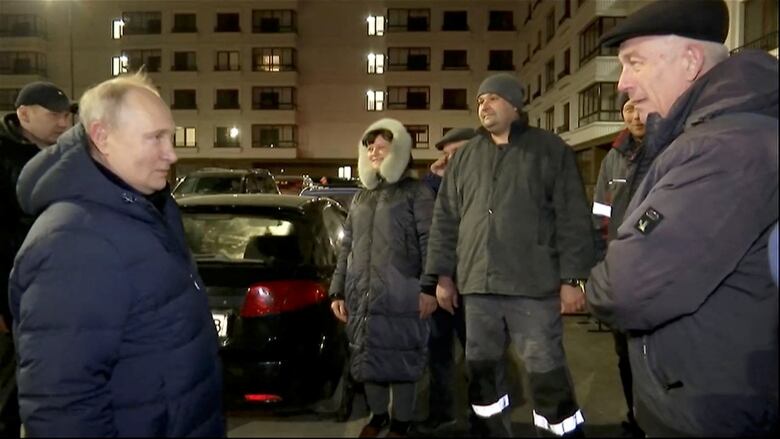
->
xmin=557 ymin=68 xmax=570 ymax=80
xmin=555 ymin=124 xmax=570 ymax=134
xmin=731 ymin=31 xmax=779 ymax=55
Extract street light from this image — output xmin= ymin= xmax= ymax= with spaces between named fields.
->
xmin=229 ymin=126 xmax=239 ymax=139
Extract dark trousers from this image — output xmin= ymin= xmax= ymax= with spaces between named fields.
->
xmin=464 ymin=295 xmax=582 ymax=437
xmin=0 ymin=333 xmax=20 ymax=438
xmin=427 ymin=304 xmax=467 ymax=420
xmin=613 ymin=331 xmax=636 ymax=423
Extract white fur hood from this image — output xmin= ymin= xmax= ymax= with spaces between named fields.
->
xmin=357 ymin=118 xmax=412 ymax=190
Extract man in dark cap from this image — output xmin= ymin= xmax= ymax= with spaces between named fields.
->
xmin=586 ymin=0 xmax=778 ymax=436
xmin=426 ymin=73 xmax=595 ymax=437
xmin=0 ymin=81 xmax=74 ymax=436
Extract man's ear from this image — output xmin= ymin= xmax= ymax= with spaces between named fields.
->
xmin=683 ymin=44 xmax=706 ymax=82
xmin=87 ymin=120 xmax=110 ymax=155
xmin=16 ymin=106 xmax=30 ymax=124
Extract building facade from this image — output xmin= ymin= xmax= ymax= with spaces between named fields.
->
xmin=1 ymin=0 xmax=776 ymax=188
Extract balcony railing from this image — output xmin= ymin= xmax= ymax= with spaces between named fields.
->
xmin=730 ymin=31 xmax=779 ymax=54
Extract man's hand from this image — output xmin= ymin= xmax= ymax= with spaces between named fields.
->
xmin=436 ymin=275 xmax=459 ymax=315
xmin=560 ymin=284 xmax=586 ymax=314
xmin=0 ymin=315 xmax=8 ymax=333
xmin=419 ymin=293 xmax=438 ymax=319
xmin=331 ymin=299 xmax=348 ymax=323
xmin=429 ymin=155 xmax=449 ymax=176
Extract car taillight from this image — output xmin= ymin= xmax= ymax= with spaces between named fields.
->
xmin=240 ymin=280 xmax=328 ymax=317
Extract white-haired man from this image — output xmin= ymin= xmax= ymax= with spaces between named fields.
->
xmin=8 ymin=73 xmax=224 ymax=437
xmin=586 ymin=0 xmax=778 ymax=436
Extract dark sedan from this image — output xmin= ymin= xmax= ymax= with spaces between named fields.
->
xmin=177 ymin=194 xmax=348 ymax=408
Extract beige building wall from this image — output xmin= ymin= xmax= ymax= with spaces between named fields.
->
xmin=1 ymin=0 xmax=773 ymax=180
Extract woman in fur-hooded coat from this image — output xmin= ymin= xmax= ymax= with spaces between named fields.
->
xmin=329 ymin=118 xmax=436 ymax=384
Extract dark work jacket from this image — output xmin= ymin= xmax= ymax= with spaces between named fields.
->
xmin=0 ymin=113 xmax=39 ymax=328
xmin=9 ymin=124 xmax=224 ymax=437
xmin=426 ymin=119 xmax=595 ymax=297
xmin=329 ymin=175 xmax=434 ymax=383
xmin=586 ymin=50 xmax=778 ymax=436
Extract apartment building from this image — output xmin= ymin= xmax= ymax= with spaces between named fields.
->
xmin=1 ymin=0 xmax=776 ymax=186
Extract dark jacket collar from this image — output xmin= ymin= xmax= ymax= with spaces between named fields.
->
xmin=476 ymin=116 xmax=530 ymax=147
xmin=612 ymin=129 xmax=643 ymax=160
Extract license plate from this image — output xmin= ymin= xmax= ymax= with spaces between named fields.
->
xmin=212 ymin=311 xmax=228 ymax=337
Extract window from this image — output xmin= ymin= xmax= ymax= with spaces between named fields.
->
xmin=122 ymin=11 xmax=161 ymax=35
xmin=488 ymin=50 xmax=513 ymax=70
xmin=366 ymin=90 xmax=384 ymax=111
xmin=534 ymin=30 xmax=542 ymax=53
xmin=215 ymin=13 xmax=240 ymax=32
xmin=558 ymin=102 xmax=570 ymax=133
xmin=488 ymin=11 xmax=514 ymax=31
xmin=387 ymin=87 xmax=429 ymax=110
xmin=545 ymin=58 xmax=555 ymax=90
xmin=252 ymin=86 xmax=296 ymax=110
xmin=215 ymin=89 xmax=239 ymax=109
xmin=215 ymin=50 xmax=239 ymax=71
xmin=579 ymin=82 xmax=620 ymax=125
xmin=337 ymin=166 xmax=352 ymax=180
xmin=215 ymin=126 xmax=240 ymax=147
xmin=111 ymin=18 xmax=124 ymax=39
xmin=0 ymin=14 xmax=45 ymax=37
xmin=560 ymin=0 xmax=571 ymax=24
xmin=253 ymin=10 xmax=296 ymax=33
xmin=172 ymin=13 xmax=197 ymax=33
xmin=558 ymin=48 xmax=571 ymax=79
xmin=0 ymin=88 xmax=20 ymax=111
xmin=442 ymin=50 xmax=468 ymax=70
xmin=545 ymin=107 xmax=555 ymax=131
xmin=172 ymin=89 xmax=197 ymax=109
xmin=367 ymin=53 xmax=384 ymax=74
xmin=251 ymin=124 xmax=297 ymax=148
xmin=524 ymin=3 xmax=532 ymax=24
xmin=405 ymin=125 xmax=429 ymax=149
xmin=0 ymin=51 xmax=46 ymax=75
xmin=388 ymin=47 xmax=430 ymax=71
xmin=442 ymin=88 xmax=468 ymax=110
xmin=523 ymin=43 xmax=531 ymax=66
xmin=546 ymin=10 xmax=555 ymax=42
xmin=111 ymin=55 xmax=128 ymax=76
xmin=252 ymin=48 xmax=296 ymax=71
xmin=533 ymin=75 xmax=542 ymax=99
xmin=366 ymin=15 xmax=385 ymax=36
xmin=175 ymin=126 xmax=197 ymax=148
xmin=172 ymin=51 xmax=196 ymax=71
xmin=387 ymin=9 xmax=430 ymax=32
xmin=442 ymin=11 xmax=468 ymax=31
xmin=580 ymin=17 xmax=624 ymax=64
xmin=123 ymin=49 xmax=161 ymax=73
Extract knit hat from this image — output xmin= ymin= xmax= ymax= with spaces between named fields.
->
xmin=600 ymin=0 xmax=729 ymax=48
xmin=15 ymin=81 xmax=73 ymax=113
xmin=476 ymin=73 xmax=525 ymax=110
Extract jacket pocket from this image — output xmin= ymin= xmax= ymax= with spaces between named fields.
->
xmin=533 ymin=245 xmax=560 ymax=294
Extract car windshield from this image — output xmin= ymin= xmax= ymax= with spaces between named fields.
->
xmin=181 ymin=213 xmax=303 ymax=264
xmin=175 ymin=175 xmax=243 ymax=196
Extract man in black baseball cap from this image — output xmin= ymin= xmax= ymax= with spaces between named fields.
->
xmin=0 ymin=80 xmax=74 ymax=436
xmin=586 ymin=0 xmax=778 ymax=436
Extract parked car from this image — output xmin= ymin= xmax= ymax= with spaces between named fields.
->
xmin=177 ymin=194 xmax=348 ymax=408
xmin=299 ymin=184 xmax=362 ymax=210
xmin=172 ymin=168 xmax=280 ymax=198
xmin=275 ymin=175 xmax=313 ymax=195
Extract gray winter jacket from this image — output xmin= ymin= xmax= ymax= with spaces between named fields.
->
xmin=426 ymin=119 xmax=595 ymax=297
xmin=329 ymin=119 xmax=435 ymax=383
xmin=586 ymin=50 xmax=778 ymax=436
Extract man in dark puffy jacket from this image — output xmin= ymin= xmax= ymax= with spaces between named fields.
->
xmin=426 ymin=73 xmax=595 ymax=437
xmin=586 ymin=0 xmax=778 ymax=436
xmin=9 ymin=73 xmax=224 ymax=437
xmin=0 ymin=81 xmax=73 ymax=437
xmin=591 ymin=95 xmax=645 ymax=438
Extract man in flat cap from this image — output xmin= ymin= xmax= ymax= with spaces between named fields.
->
xmin=586 ymin=0 xmax=778 ymax=436
xmin=0 ymin=81 xmax=74 ymax=436
xmin=426 ymin=73 xmax=595 ymax=437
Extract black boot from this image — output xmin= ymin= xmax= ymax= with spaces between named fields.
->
xmin=386 ymin=419 xmax=411 ymax=437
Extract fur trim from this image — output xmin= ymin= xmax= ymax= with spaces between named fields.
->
xmin=357 ymin=118 xmax=412 ymax=189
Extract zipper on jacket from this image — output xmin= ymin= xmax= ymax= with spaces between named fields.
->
xmin=642 ymin=335 xmax=669 ymax=393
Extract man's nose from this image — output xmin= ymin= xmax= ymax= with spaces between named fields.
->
xmin=617 ymin=66 xmax=633 ymax=94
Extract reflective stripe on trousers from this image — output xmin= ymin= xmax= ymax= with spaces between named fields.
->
xmin=533 ymin=409 xmax=584 ymax=436
xmin=471 ymin=394 xmax=509 ymax=418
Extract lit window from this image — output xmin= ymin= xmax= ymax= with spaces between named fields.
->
xmin=366 ymin=90 xmax=384 ymax=111
xmin=338 ymin=166 xmax=352 ymax=180
xmin=111 ymin=55 xmax=128 ymax=76
xmin=112 ymin=19 xmax=125 ymax=40
xmin=367 ymin=53 xmax=384 ymax=74
xmin=367 ymin=15 xmax=385 ymax=36
xmin=175 ymin=126 xmax=197 ymax=148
